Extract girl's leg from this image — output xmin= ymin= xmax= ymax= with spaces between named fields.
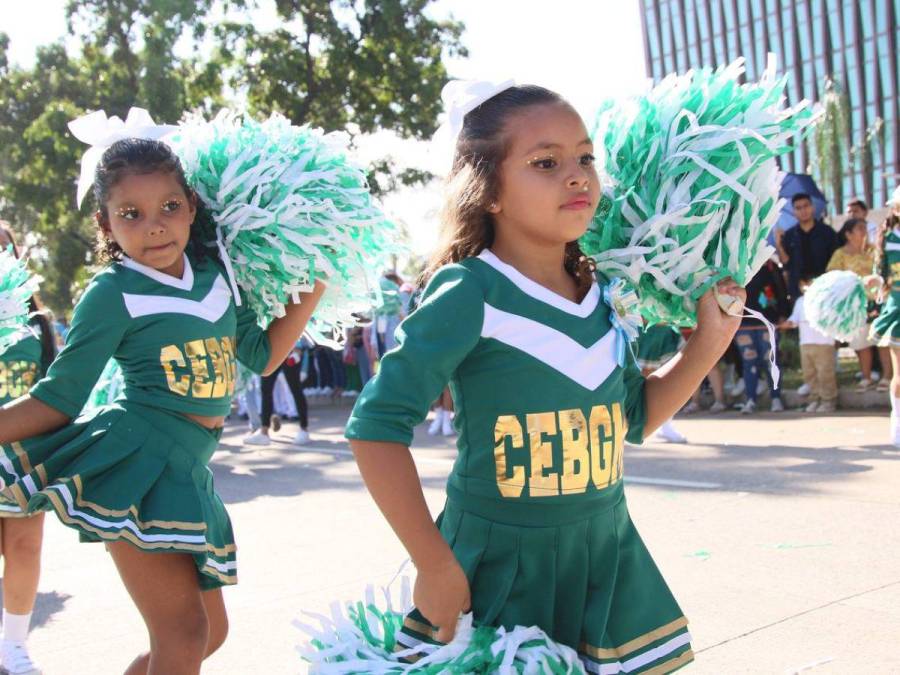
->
xmin=259 ymin=368 xmax=281 ymax=433
xmin=283 ymin=362 xmax=309 ymax=430
xmin=1 ymin=514 xmax=44 ymax=616
xmin=889 ymin=348 xmax=900 ymax=445
xmin=857 ymin=347 xmax=873 ymax=380
xmin=707 ymin=362 xmax=725 ymax=404
xmin=108 ymin=542 xmax=226 ymax=675
xmin=734 ymin=330 xmax=759 ymax=403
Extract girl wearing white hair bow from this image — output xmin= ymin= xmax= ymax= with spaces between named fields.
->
xmin=312 ymin=82 xmax=747 ymax=673
xmin=0 ymin=112 xmax=324 ymax=674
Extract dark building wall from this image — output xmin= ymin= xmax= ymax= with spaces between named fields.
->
xmin=640 ymin=0 xmax=898 ymax=211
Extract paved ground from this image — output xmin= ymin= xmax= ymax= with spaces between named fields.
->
xmin=10 ymin=399 xmax=900 ymax=673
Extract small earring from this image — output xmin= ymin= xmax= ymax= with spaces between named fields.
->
xmin=489 ymin=202 xmax=498 ymax=210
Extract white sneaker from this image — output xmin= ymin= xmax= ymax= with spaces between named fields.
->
xmin=739 ymin=400 xmax=757 ymax=415
xmin=654 ymin=420 xmax=687 ymax=443
xmin=294 ymin=429 xmax=310 ymax=445
xmin=709 ymin=401 xmax=727 ymax=413
xmin=243 ymin=429 xmax=271 ymax=446
xmin=804 ymin=401 xmax=819 ymax=413
xmin=770 ymin=397 xmax=785 ymax=413
xmin=728 ymin=378 xmax=745 ymax=397
xmin=891 ymin=417 xmax=900 ymax=447
xmin=441 ymin=415 xmax=455 ymax=436
xmin=427 ymin=410 xmax=443 ymax=436
xmin=817 ymin=401 xmax=836 ymax=413
xmin=0 ymin=641 xmax=41 ymax=675
xmin=797 ymin=382 xmax=811 ymax=396
xmin=681 ymin=401 xmax=701 ymax=414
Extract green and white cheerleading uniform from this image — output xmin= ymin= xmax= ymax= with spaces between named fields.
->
xmin=871 ymin=229 xmax=900 ymax=348
xmin=345 ymin=250 xmax=693 ymax=674
xmin=0 ymin=326 xmax=49 ymax=518
xmin=635 ymin=325 xmax=683 ymax=372
xmin=0 ymin=252 xmax=270 ymax=589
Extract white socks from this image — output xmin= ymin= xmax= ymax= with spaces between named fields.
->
xmin=2 ymin=609 xmax=31 ymax=643
xmin=428 ymin=408 xmax=455 ymax=436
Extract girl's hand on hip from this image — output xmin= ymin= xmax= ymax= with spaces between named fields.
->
xmin=414 ymin=554 xmax=471 ymax=643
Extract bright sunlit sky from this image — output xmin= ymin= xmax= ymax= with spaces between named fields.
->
xmin=4 ymin=0 xmax=648 ymax=258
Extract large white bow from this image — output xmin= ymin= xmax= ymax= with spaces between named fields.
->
xmin=68 ymin=107 xmax=178 ymax=208
xmin=431 ymin=78 xmax=515 ymax=173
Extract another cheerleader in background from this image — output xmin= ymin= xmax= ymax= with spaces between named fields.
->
xmin=0 ymin=136 xmax=324 ymax=674
xmin=0 ymin=222 xmax=57 ymax=675
xmin=870 ymin=186 xmax=900 ymax=446
xmin=244 ymin=339 xmax=312 ymax=447
xmin=827 ymin=217 xmax=883 ymax=391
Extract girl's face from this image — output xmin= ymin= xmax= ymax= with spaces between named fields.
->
xmin=846 ymin=222 xmax=868 ymax=249
xmin=490 ymin=103 xmax=600 ymax=247
xmin=98 ymin=170 xmax=195 ymax=277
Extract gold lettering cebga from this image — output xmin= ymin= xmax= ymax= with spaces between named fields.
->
xmin=0 ymin=361 xmax=39 ymax=400
xmin=160 ymin=337 xmax=237 ymax=398
xmin=494 ymin=403 xmax=626 ymax=498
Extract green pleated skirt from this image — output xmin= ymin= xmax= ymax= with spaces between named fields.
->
xmin=398 ymin=481 xmax=693 ymax=674
xmin=0 ymin=401 xmax=236 ymax=589
xmin=871 ymin=292 xmax=900 ymax=348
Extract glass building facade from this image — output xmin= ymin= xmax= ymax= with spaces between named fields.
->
xmin=639 ymin=0 xmax=899 ymax=210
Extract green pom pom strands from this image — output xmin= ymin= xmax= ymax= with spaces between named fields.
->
xmin=582 ymin=56 xmax=820 ymax=327
xmin=804 ymin=271 xmax=868 ymax=342
xmin=0 ymin=247 xmax=40 ymax=355
xmin=169 ymin=111 xmax=403 ymax=336
xmin=297 ymin=579 xmax=585 ymax=674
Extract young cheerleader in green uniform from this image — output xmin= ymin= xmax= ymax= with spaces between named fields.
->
xmin=0 ymin=222 xmax=56 ymax=675
xmin=344 ymin=83 xmax=746 ymax=673
xmin=0 ymin=138 xmax=323 ymax=674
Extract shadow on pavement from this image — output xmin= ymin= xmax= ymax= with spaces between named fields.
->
xmin=0 ymin=589 xmax=70 ymax=630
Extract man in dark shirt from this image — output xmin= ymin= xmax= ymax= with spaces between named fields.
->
xmin=776 ymin=193 xmax=837 ymax=301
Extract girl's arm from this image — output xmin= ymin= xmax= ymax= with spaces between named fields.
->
xmin=351 ymin=439 xmax=470 ymax=643
xmin=260 ymin=280 xmax=326 ymax=375
xmin=0 ymin=396 xmax=70 ymax=445
xmin=642 ymin=282 xmax=745 ymax=435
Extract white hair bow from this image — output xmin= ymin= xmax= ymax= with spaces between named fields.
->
xmin=431 ymin=78 xmax=515 ymax=174
xmin=68 ymin=107 xmax=178 ymax=208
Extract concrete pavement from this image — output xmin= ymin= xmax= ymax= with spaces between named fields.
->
xmin=9 ymin=401 xmax=900 ymax=673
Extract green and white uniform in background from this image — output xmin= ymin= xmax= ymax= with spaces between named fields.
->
xmin=0 ymin=252 xmax=270 ymax=589
xmin=634 ymin=324 xmax=684 ymax=372
xmin=871 ymin=229 xmax=900 ymax=348
xmin=345 ymin=250 xmax=693 ymax=673
xmin=0 ymin=326 xmax=50 ymax=518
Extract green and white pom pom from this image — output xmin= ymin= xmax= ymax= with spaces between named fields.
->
xmin=582 ymin=55 xmax=820 ymax=326
xmin=297 ymin=578 xmax=585 ymax=674
xmin=169 ymin=111 xmax=403 ymax=337
xmin=0 ymin=247 xmax=40 ymax=356
xmin=804 ymin=271 xmax=868 ymax=342
xmin=82 ymin=358 xmax=125 ymax=413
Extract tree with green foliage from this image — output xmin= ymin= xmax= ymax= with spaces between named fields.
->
xmin=0 ymin=0 xmax=464 ymax=314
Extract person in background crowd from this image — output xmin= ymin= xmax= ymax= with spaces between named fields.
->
xmin=846 ymin=197 xmax=879 ymax=245
xmin=733 ymin=257 xmax=790 ymax=413
xmin=827 ymin=217 xmax=878 ymax=391
xmin=777 ymin=193 xmax=838 ymax=301
xmin=782 ymin=276 xmax=838 ymax=413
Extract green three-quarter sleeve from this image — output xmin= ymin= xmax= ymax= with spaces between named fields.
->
xmin=345 ymin=265 xmax=484 ymax=445
xmin=29 ymin=275 xmax=128 ymax=418
xmin=622 ymin=355 xmax=647 ymax=445
xmin=234 ymin=288 xmax=271 ymax=374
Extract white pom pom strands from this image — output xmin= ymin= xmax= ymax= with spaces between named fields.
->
xmin=0 ymin=248 xmax=40 ymax=356
xmin=805 ymin=271 xmax=868 ymax=343
xmin=169 ymin=111 xmax=403 ymax=336
xmin=583 ymin=55 xmax=821 ymax=327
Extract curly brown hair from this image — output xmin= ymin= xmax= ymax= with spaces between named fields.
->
xmin=93 ymin=138 xmax=213 ymax=264
xmin=420 ymin=85 xmax=595 ymax=292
